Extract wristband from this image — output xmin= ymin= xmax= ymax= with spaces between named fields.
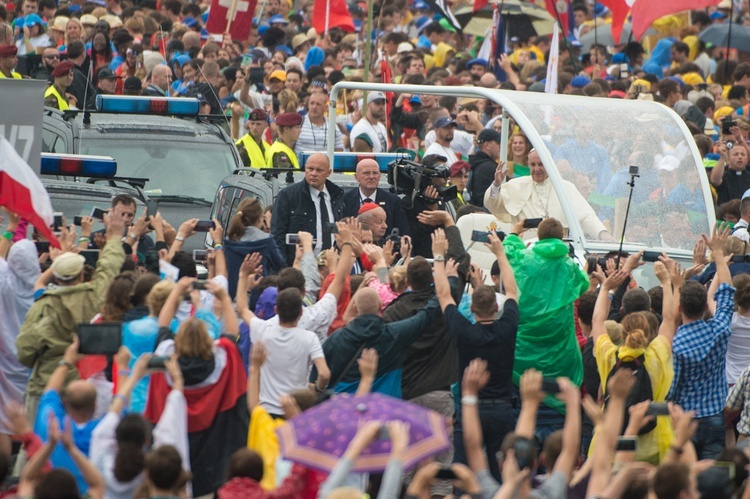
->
xmin=57 ymin=359 xmax=74 ymax=369
xmin=340 ymin=242 xmax=353 ymax=250
xmin=78 ymin=237 xmax=90 ymax=243
xmin=669 ymin=445 xmax=684 ymax=455
xmin=2 ymin=231 xmax=12 ymax=241
xmin=175 ymin=235 xmax=185 ymax=242
xmin=114 ymin=394 xmax=129 ymax=404
xmin=213 ymin=244 xmax=223 ymax=250
xmin=117 ymin=369 xmax=130 ymax=377
xmin=461 ymin=395 xmax=478 ymax=406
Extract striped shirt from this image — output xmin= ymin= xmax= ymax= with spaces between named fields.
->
xmin=294 ymin=115 xmax=344 ymax=155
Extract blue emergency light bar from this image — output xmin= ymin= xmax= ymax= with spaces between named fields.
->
xmin=298 ymin=152 xmax=415 ymax=173
xmin=95 ymin=95 xmax=201 ymax=116
xmin=40 ymin=153 xmax=117 ymax=178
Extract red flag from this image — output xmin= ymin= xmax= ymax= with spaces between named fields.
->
xmin=312 ymin=0 xmax=355 ymax=34
xmin=597 ymin=0 xmax=629 ymax=44
xmin=474 ymin=0 xmax=488 ymax=13
xmin=544 ymin=0 xmax=571 ymax=36
xmin=631 ymin=0 xmax=721 ymax=40
xmin=0 ymin=137 xmax=60 ymax=248
xmin=205 ymin=0 xmax=257 ymax=42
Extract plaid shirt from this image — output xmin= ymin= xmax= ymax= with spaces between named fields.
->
xmin=668 ymin=283 xmax=735 ymax=418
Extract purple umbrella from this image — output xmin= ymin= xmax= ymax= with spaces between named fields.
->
xmin=276 ymin=393 xmax=450 ymax=473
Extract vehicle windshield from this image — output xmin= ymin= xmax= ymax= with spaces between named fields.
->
xmin=503 ymin=91 xmax=713 ymax=252
xmin=81 ymin=140 xmax=236 ymax=202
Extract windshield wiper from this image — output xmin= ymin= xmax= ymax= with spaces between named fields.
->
xmin=149 ymin=194 xmax=212 ymax=206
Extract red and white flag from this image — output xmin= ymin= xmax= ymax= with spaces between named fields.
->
xmin=544 ymin=0 xmax=571 ymax=37
xmin=545 ymin=23 xmax=559 ymax=94
xmin=597 ymin=0 xmax=629 ymax=45
xmin=0 ymin=136 xmax=60 ymax=248
xmin=205 ymin=0 xmax=257 ymax=42
xmin=312 ymin=0 xmax=355 ymax=34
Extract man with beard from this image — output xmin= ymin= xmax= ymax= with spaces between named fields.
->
xmin=424 ymin=116 xmax=459 ymax=165
xmin=350 ymin=91 xmax=389 ymax=153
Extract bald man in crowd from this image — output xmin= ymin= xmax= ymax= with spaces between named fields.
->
xmin=314 ymin=285 xmax=441 ymax=397
xmin=342 ymin=158 xmax=411 ymax=238
xmin=143 ymin=64 xmax=172 ymax=96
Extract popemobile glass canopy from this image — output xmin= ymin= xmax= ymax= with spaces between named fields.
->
xmin=328 ymin=82 xmax=715 ymax=259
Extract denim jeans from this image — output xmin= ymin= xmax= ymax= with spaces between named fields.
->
xmin=453 ymin=399 xmax=515 ymax=483
xmin=692 ymin=412 xmax=725 ymax=460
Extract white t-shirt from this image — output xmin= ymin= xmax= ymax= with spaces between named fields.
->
xmin=176 ymin=274 xmax=229 ymax=324
xmin=424 ymin=141 xmax=458 ymax=165
xmin=350 ymin=117 xmax=388 ymax=152
xmin=249 ymin=316 xmax=324 ymax=414
xmin=424 ymin=129 xmax=475 ymax=157
xmin=267 ymin=292 xmax=338 ymax=344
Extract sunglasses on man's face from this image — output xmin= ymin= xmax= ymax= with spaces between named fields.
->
xmin=45 ymin=55 xmax=60 ymax=60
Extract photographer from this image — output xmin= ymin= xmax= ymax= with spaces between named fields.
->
xmin=709 ymin=123 xmax=750 ymax=205
xmin=402 ymin=154 xmax=458 ymax=258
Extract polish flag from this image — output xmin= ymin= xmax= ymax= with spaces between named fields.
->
xmin=0 ymin=136 xmax=60 ymax=248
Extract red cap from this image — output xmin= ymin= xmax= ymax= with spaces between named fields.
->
xmin=358 ymin=202 xmax=380 ymax=215
xmin=449 ymin=160 xmax=471 ymax=177
xmin=51 ymin=60 xmax=74 ymax=77
xmin=0 ymin=45 xmax=18 ymax=58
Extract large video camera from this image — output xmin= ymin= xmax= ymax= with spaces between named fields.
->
xmin=387 ymin=157 xmax=457 ymax=209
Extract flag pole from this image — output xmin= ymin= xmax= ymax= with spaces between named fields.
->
xmin=725 ymin=0 xmax=734 ymax=81
xmin=255 ymin=0 xmax=267 ymax=24
xmin=363 ymin=0 xmax=374 ymax=82
xmin=325 ymin=0 xmax=331 ymax=35
xmin=225 ymin=0 xmax=239 ymax=34
xmin=550 ymin=3 xmax=577 ymax=73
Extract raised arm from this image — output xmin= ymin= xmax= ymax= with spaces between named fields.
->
xmin=655 ymin=259 xmax=678 ymax=345
xmin=236 ymin=253 xmax=264 ymax=324
xmin=45 ymin=337 xmax=83 ymax=394
xmin=247 ymin=341 xmax=266 ymax=412
xmin=56 ymin=418 xmax=106 ymax=499
xmin=208 ymin=220 xmax=227 ymax=278
xmin=552 ymin=378 xmax=582 ymax=483
xmin=462 ymin=359 xmax=491 ymax=474
xmin=431 ymin=228 xmax=454 ymax=311
xmin=586 ymin=369 xmax=635 ymax=497
xmin=515 ymin=369 xmax=544 ymax=439
xmin=207 ymin=280 xmax=238 ymax=338
xmin=158 ymin=277 xmax=194 ymax=328
xmin=591 ymin=270 xmax=628 ymax=344
xmin=709 ymin=141 xmax=728 ymax=187
xmin=325 ymin=221 xmax=356 ymax=301
xmin=705 ymin=224 xmax=732 ymax=286
xmin=354 ymin=348 xmax=378 ymax=397
xmin=487 ymin=231 xmax=517 ymax=301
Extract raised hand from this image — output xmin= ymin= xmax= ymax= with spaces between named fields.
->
xmin=462 ymin=358 xmax=489 ymax=396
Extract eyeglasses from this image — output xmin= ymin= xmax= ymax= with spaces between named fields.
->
xmin=45 ymin=55 xmax=60 ymax=59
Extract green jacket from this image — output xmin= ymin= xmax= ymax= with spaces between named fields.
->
xmin=504 ymin=234 xmax=589 ymax=413
xmin=16 ymin=237 xmax=125 ymax=396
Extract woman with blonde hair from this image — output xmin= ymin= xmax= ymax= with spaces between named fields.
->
xmin=590 ymin=254 xmax=680 ymax=464
xmin=506 ymin=132 xmax=531 ymax=178
xmin=277 ymin=88 xmax=299 ymax=114
xmin=60 ymin=18 xmax=82 ymax=51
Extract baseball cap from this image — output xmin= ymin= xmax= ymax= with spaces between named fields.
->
xmin=80 ymin=13 xmax=98 ymax=26
xmin=434 ymin=116 xmax=457 ymax=129
xmin=292 ymin=33 xmax=309 ymax=50
xmin=742 ymin=188 xmax=750 ymax=201
xmin=123 ymin=76 xmax=142 ymax=92
xmin=97 ymin=68 xmax=117 ymax=80
xmin=269 ymin=14 xmax=289 ymax=24
xmin=571 ymin=75 xmax=590 ymax=88
xmin=269 ymin=69 xmax=286 ymax=81
xmin=477 ymin=128 xmax=502 ymax=144
xmin=52 ymin=252 xmax=86 ymax=280
xmin=466 ymin=57 xmax=487 ymax=68
xmin=657 ymin=155 xmax=679 ymax=172
xmin=366 ymin=91 xmax=386 ymax=104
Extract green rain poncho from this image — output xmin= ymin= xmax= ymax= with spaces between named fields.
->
xmin=503 ymin=234 xmax=589 ymax=413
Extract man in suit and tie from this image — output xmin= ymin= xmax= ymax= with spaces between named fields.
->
xmin=272 ymin=152 xmax=345 ymax=265
xmin=342 ymin=158 xmax=411 ymax=239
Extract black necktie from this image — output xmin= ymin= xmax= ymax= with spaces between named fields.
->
xmin=363 ymin=197 xmax=373 ymax=204
xmin=319 ymin=192 xmax=331 ymax=249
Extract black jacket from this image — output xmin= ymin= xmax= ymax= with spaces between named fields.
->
xmin=271 ymin=179 xmax=345 ymax=265
xmin=468 ymin=151 xmax=498 ymax=208
xmin=341 ymin=187 xmax=412 ymax=238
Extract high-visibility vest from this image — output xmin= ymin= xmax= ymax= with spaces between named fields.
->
xmin=265 ymin=139 xmax=299 ymax=169
xmin=236 ymin=134 xmax=270 ymax=168
xmin=44 ymin=85 xmax=70 ymax=111
xmin=0 ymin=71 xmax=21 ymax=79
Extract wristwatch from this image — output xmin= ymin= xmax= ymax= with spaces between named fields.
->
xmin=128 ymin=232 xmax=137 ymax=240
xmin=434 ymin=255 xmax=445 ymax=262
xmin=175 ymin=235 xmax=185 ymax=242
xmin=58 ymin=359 xmax=74 ymax=369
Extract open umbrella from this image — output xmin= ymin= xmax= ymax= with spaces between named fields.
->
xmin=276 ymin=393 xmax=450 ymax=473
xmin=578 ymin=23 xmax=658 ymax=52
xmin=455 ymin=1 xmax=554 ymax=38
xmin=699 ymin=24 xmax=750 ymax=51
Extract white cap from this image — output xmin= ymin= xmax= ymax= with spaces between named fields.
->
xmin=397 ymin=42 xmax=414 ymax=53
xmin=658 ymin=155 xmax=679 ymax=172
xmin=366 ymin=91 xmax=386 ymax=104
xmin=742 ymin=188 xmax=750 ymax=201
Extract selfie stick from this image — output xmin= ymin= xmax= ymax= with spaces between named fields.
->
xmin=616 ymin=166 xmax=640 ymax=269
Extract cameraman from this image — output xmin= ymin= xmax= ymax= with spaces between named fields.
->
xmin=404 ymin=154 xmax=456 ymax=258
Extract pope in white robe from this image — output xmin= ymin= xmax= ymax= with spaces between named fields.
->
xmin=484 ymin=150 xmax=611 ymax=240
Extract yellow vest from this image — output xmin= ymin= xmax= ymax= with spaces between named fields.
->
xmin=0 ymin=70 xmax=21 ymax=79
xmin=44 ymin=85 xmax=70 ymax=111
xmin=265 ymin=139 xmax=299 ymax=169
xmin=236 ymin=134 xmax=270 ymax=168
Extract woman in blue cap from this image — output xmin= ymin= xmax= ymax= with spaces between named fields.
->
xmin=16 ymin=13 xmax=49 ymax=56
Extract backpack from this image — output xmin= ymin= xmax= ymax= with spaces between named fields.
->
xmin=603 ymin=350 xmax=656 ymax=436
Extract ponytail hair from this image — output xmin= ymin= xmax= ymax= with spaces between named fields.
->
xmin=621 ymin=312 xmax=651 ymax=349
xmin=114 ymin=414 xmax=149 ymax=483
xmin=227 ymin=198 xmax=264 ymax=241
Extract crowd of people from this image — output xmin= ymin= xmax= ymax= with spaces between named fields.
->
xmin=6 ymin=0 xmax=750 ymax=497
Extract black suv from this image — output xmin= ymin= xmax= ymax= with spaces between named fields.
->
xmin=42 ymin=102 xmax=242 ymax=250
